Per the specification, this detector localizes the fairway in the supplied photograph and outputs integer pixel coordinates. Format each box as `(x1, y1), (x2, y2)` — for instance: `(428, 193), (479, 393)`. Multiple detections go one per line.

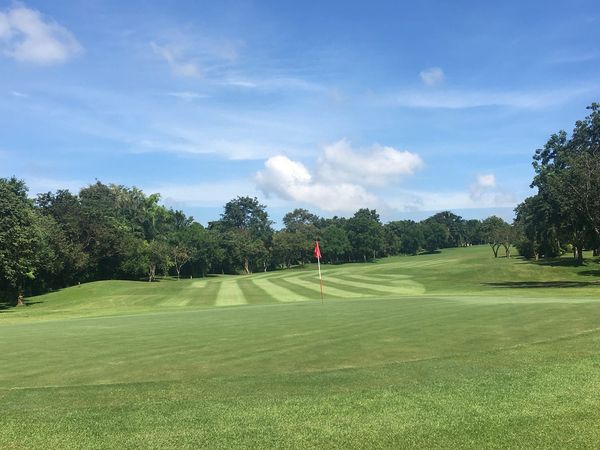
(2, 246), (600, 448)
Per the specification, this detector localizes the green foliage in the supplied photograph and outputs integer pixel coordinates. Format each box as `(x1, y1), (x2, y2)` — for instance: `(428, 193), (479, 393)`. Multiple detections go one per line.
(320, 224), (351, 263)
(0, 178), (44, 300)
(519, 103), (600, 263)
(346, 209), (384, 261)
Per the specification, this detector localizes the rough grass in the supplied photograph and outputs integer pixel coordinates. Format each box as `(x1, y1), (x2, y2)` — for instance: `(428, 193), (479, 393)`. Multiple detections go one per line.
(1, 246), (600, 448)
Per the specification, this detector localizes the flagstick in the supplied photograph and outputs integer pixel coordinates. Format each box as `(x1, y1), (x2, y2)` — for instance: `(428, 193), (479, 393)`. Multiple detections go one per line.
(317, 256), (324, 304)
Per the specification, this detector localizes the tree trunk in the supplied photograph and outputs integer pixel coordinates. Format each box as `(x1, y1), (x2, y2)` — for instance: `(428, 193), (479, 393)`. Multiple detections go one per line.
(574, 246), (584, 265)
(243, 257), (250, 275)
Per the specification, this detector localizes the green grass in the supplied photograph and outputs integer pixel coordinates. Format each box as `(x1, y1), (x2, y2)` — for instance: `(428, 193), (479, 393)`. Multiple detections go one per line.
(1, 246), (600, 448)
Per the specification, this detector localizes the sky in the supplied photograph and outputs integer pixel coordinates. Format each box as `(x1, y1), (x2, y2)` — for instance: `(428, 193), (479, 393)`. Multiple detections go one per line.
(1, 0), (599, 226)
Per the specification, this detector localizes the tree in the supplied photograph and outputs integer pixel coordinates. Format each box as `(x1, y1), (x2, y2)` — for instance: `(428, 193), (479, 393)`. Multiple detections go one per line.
(212, 197), (273, 273)
(147, 240), (172, 282)
(320, 225), (351, 263)
(272, 231), (311, 268)
(421, 221), (448, 253)
(481, 216), (510, 258)
(219, 196), (273, 242)
(463, 219), (484, 246)
(0, 178), (44, 304)
(346, 209), (384, 261)
(169, 225), (198, 280)
(425, 211), (464, 247)
(530, 104), (600, 263)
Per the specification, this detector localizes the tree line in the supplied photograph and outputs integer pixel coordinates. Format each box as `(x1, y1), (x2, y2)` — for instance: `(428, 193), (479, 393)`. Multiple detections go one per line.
(0, 180), (511, 304)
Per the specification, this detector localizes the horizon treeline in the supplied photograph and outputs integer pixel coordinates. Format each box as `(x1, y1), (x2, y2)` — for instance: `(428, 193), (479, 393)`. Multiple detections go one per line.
(1, 104), (599, 304)
(0, 178), (511, 302)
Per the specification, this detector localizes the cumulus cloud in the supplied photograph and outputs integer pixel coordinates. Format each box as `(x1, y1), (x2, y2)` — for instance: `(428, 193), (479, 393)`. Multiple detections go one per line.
(256, 155), (379, 212)
(151, 42), (201, 77)
(0, 5), (82, 64)
(469, 173), (515, 205)
(317, 139), (423, 186)
(255, 140), (423, 212)
(419, 67), (444, 86)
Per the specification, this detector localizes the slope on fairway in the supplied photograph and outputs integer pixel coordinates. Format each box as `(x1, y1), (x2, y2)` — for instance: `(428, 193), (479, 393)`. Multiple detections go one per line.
(1, 246), (600, 448)
(2, 245), (599, 322)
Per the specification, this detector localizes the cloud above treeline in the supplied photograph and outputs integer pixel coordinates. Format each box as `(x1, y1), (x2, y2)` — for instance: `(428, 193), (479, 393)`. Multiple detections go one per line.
(419, 67), (445, 86)
(150, 42), (201, 78)
(256, 139), (423, 212)
(0, 4), (82, 64)
(469, 173), (515, 205)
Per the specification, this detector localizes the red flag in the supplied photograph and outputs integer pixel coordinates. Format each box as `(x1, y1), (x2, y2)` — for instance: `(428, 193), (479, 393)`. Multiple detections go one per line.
(313, 241), (322, 259)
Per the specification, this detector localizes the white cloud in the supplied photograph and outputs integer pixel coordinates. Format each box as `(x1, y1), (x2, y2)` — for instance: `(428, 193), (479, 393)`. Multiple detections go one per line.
(391, 85), (597, 109)
(256, 155), (380, 212)
(419, 67), (444, 86)
(0, 5), (82, 64)
(475, 173), (496, 189)
(151, 42), (201, 77)
(166, 91), (208, 101)
(317, 139), (423, 186)
(468, 172), (515, 206)
(256, 140), (422, 212)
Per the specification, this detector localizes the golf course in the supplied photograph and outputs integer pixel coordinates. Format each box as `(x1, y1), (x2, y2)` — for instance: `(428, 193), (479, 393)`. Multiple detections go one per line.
(2, 245), (599, 448)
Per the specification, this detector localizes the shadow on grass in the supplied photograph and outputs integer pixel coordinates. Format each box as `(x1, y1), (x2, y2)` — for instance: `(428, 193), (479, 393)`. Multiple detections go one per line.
(579, 270), (600, 277)
(528, 258), (583, 267)
(484, 281), (600, 289)
(0, 299), (46, 314)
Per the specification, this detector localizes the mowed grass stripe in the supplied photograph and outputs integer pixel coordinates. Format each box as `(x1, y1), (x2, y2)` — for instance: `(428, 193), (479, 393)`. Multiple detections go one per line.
(237, 278), (278, 305)
(266, 277), (329, 300)
(348, 273), (413, 281)
(284, 275), (362, 298)
(215, 280), (247, 306)
(256, 278), (312, 303)
(187, 280), (222, 307)
(302, 276), (390, 297)
(329, 274), (427, 295)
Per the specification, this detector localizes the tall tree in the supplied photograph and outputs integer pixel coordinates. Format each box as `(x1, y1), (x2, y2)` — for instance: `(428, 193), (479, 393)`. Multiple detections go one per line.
(530, 104), (600, 262)
(0, 178), (44, 304)
(346, 209), (384, 261)
(212, 197), (273, 273)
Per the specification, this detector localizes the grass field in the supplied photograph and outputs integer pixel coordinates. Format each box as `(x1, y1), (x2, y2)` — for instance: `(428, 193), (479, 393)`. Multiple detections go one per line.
(1, 245), (600, 448)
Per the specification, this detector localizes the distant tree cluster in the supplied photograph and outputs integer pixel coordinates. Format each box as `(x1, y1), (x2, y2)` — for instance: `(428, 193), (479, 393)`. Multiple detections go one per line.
(515, 104), (600, 263)
(0, 178), (510, 304)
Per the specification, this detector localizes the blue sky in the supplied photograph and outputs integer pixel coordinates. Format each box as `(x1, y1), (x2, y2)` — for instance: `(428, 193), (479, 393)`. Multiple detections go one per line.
(1, 0), (599, 225)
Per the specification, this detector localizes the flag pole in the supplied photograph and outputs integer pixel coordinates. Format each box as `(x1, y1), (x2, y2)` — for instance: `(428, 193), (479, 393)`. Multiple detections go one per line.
(317, 255), (324, 304)
(314, 241), (324, 304)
